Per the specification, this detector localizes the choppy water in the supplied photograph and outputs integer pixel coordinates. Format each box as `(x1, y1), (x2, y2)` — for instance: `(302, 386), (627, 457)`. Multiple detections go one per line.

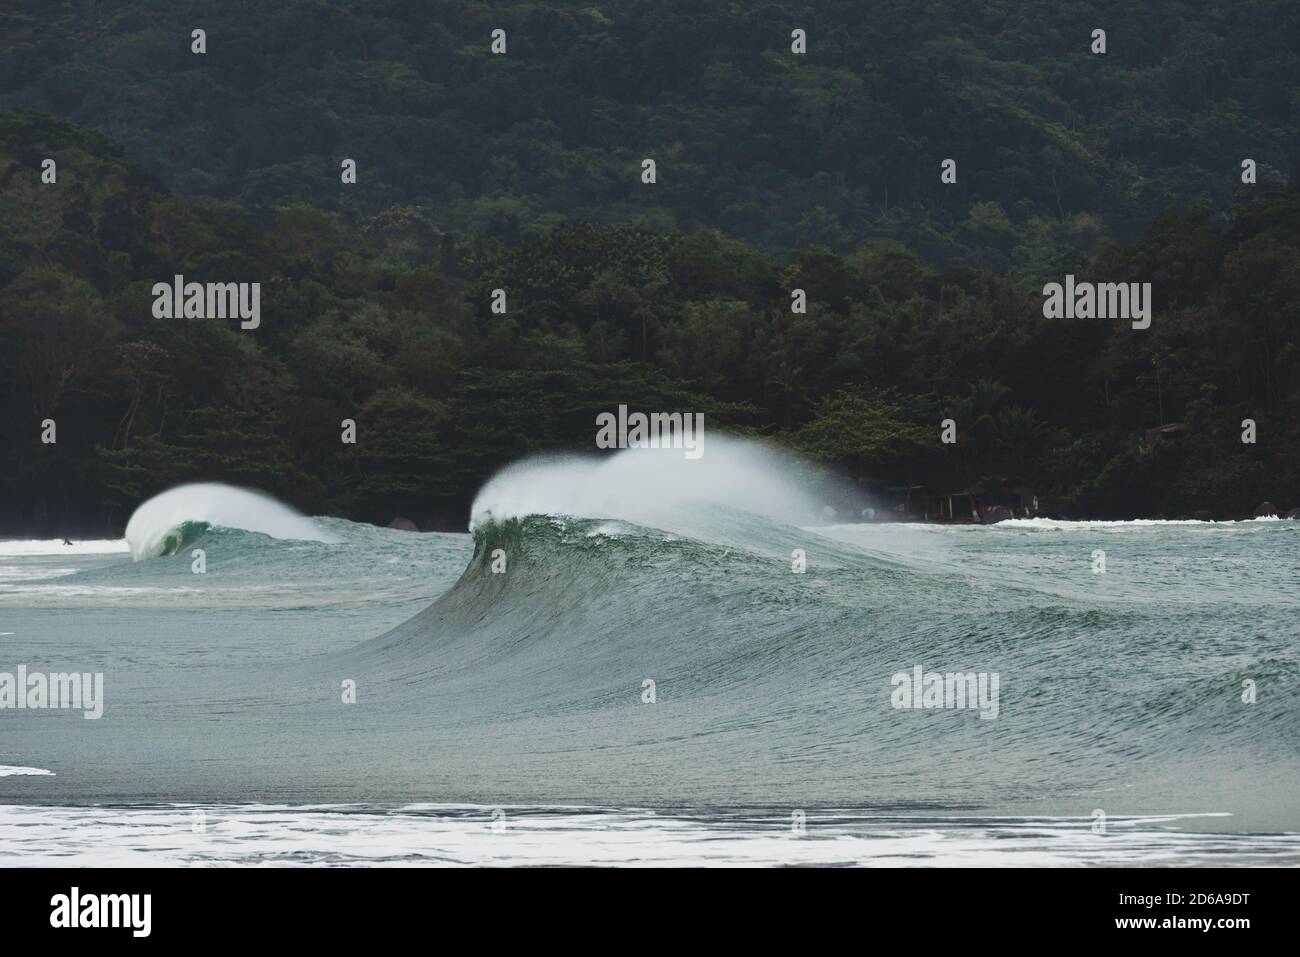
(1, 448), (1298, 865)
(4, 805), (1298, 867)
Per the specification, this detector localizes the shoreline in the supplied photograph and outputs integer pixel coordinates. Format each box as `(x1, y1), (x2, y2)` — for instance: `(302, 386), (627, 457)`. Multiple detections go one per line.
(2, 511), (1297, 544)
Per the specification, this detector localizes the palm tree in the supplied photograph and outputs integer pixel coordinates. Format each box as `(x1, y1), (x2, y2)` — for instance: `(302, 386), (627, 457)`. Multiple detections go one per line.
(948, 378), (1009, 482)
(992, 406), (1047, 475)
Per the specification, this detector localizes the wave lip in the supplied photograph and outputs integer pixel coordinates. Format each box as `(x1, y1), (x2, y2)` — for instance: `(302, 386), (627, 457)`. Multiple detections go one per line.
(124, 483), (336, 561)
(469, 436), (834, 536)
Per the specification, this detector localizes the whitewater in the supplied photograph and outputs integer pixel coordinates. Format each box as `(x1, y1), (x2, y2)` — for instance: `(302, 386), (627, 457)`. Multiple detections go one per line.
(1, 441), (1297, 865)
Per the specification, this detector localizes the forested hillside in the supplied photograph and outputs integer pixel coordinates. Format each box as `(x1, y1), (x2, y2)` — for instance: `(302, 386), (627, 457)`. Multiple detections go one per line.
(1, 2), (1298, 534)
(2, 0), (1296, 267)
(3, 110), (1297, 534)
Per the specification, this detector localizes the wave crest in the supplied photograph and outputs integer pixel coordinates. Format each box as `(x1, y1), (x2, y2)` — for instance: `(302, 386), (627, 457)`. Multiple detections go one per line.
(469, 436), (845, 538)
(124, 483), (336, 561)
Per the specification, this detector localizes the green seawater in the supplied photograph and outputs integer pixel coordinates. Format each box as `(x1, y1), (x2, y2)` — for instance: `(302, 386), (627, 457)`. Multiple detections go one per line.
(1, 509), (1297, 864)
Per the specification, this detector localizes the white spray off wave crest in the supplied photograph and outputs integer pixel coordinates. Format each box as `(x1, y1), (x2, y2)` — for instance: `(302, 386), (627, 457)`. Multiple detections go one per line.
(125, 483), (336, 561)
(470, 435), (831, 533)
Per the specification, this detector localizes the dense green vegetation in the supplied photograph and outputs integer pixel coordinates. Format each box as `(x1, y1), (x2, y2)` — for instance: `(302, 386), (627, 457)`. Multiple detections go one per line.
(2, 108), (1297, 534)
(3, 0), (1297, 267)
(1, 1), (1297, 533)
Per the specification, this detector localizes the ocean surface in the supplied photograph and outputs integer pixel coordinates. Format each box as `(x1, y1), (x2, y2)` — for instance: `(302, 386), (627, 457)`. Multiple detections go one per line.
(2, 443), (1298, 866)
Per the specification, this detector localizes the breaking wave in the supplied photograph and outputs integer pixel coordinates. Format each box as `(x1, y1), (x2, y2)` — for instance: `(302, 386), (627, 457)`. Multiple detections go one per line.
(124, 483), (336, 560)
(7, 442), (1298, 828)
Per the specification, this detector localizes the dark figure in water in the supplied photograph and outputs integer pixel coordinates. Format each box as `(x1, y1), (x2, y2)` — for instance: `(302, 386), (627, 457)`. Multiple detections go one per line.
(62, 539), (73, 546)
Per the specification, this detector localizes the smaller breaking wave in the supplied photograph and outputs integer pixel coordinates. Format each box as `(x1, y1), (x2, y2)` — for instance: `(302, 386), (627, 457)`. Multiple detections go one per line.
(124, 483), (336, 561)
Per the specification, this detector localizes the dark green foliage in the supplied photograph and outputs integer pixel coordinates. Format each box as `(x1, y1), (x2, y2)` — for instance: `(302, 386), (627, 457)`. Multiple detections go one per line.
(2, 1), (1295, 265)
(2, 8), (1298, 538)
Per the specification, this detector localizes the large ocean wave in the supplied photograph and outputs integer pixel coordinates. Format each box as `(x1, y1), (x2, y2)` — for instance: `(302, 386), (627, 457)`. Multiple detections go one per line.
(3, 445), (1297, 831)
